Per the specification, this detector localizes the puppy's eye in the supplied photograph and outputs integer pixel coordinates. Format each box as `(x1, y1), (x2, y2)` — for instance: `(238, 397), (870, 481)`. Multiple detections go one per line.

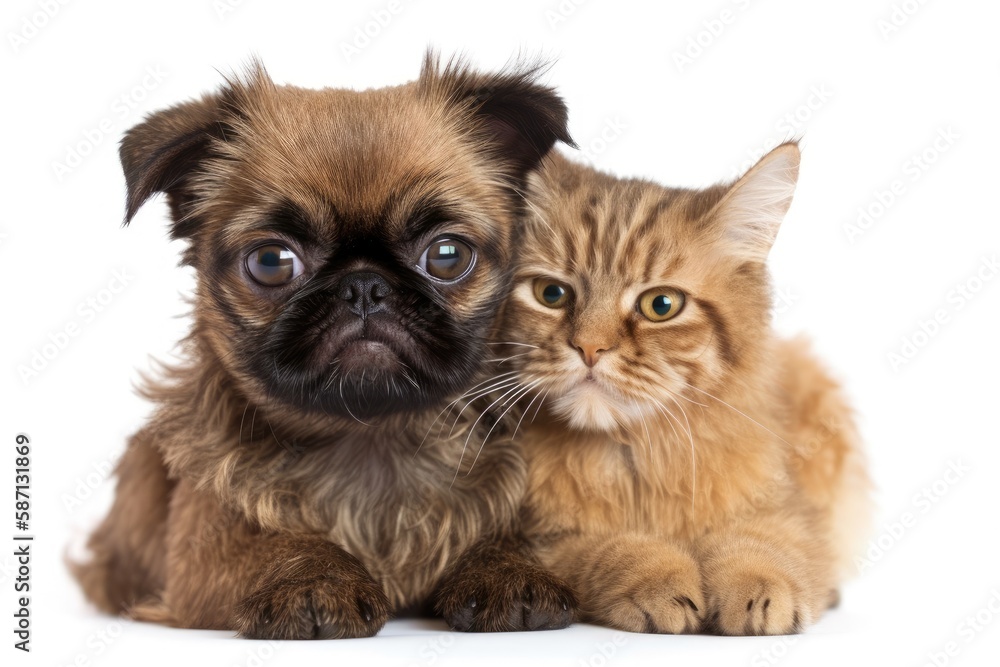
(418, 238), (475, 282)
(638, 287), (685, 322)
(246, 244), (303, 286)
(533, 279), (572, 308)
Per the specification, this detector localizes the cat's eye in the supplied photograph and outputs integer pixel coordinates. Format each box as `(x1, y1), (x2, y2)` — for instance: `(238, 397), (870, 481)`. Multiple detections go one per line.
(638, 287), (685, 322)
(418, 238), (475, 282)
(533, 280), (572, 308)
(246, 244), (304, 287)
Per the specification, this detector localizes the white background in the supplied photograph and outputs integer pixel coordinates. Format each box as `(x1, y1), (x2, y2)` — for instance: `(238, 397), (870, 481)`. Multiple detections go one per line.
(3, 0), (999, 666)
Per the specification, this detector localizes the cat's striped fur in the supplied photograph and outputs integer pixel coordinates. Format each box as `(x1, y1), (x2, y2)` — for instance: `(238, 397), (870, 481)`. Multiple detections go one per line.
(497, 145), (871, 635)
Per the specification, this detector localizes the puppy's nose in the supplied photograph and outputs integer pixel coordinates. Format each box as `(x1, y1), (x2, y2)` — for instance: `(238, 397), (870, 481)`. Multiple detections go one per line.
(337, 271), (392, 318)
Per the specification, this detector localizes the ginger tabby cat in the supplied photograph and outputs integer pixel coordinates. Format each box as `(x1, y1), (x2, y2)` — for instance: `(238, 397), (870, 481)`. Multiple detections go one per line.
(494, 143), (870, 635)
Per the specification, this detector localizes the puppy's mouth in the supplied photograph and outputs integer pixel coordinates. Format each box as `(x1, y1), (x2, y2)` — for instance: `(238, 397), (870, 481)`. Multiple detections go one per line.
(335, 339), (400, 374)
(316, 318), (412, 371)
(256, 299), (484, 421)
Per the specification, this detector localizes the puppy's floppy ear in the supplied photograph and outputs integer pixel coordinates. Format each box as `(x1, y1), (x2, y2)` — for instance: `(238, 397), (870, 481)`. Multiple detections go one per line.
(119, 93), (225, 229)
(420, 51), (575, 181)
(120, 62), (275, 233)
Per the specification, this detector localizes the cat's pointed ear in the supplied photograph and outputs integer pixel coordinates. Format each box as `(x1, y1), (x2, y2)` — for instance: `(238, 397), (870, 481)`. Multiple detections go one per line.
(705, 141), (800, 262)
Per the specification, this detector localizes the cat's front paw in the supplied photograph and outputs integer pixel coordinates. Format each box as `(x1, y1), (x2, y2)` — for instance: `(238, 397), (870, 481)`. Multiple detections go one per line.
(235, 561), (389, 639)
(435, 545), (576, 632)
(702, 567), (807, 636)
(591, 550), (703, 634)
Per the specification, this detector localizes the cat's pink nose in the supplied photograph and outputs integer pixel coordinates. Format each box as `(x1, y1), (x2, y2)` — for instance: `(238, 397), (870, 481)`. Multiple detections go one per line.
(573, 341), (611, 368)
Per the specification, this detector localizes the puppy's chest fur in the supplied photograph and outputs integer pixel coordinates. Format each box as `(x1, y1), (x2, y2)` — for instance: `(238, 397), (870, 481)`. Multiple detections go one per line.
(154, 374), (526, 608)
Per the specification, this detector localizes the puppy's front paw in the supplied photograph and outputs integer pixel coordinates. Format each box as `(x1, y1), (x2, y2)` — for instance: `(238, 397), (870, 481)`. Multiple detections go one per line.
(436, 546), (576, 632)
(235, 561), (389, 640)
(703, 567), (806, 636)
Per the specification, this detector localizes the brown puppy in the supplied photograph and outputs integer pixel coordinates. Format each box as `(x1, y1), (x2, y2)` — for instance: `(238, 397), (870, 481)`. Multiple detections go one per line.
(73, 54), (577, 639)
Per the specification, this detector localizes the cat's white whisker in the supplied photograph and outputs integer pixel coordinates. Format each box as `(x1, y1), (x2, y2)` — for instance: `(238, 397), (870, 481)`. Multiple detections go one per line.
(530, 389), (550, 424)
(512, 382), (545, 441)
(512, 187), (559, 241)
(632, 399), (654, 460)
(485, 341), (540, 349)
(485, 351), (534, 366)
(451, 381), (526, 487)
(466, 379), (542, 476)
(446, 377), (521, 438)
(415, 372), (520, 456)
(663, 391), (698, 514)
(681, 381), (795, 448)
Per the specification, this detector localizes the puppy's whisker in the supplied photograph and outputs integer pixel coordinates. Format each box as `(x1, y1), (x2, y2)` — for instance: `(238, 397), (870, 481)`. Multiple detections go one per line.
(238, 401), (251, 448)
(339, 374), (372, 427)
